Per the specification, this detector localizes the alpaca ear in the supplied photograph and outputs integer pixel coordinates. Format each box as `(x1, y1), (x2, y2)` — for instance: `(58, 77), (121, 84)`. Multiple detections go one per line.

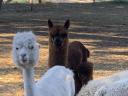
(36, 43), (41, 49)
(86, 49), (90, 58)
(64, 19), (70, 29)
(48, 19), (53, 28)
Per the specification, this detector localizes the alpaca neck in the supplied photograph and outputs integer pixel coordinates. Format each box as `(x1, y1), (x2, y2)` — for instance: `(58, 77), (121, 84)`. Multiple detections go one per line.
(23, 68), (35, 96)
(48, 45), (68, 67)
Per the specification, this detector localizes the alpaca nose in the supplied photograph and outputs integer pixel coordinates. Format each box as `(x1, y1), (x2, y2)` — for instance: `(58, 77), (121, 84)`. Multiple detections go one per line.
(21, 54), (26, 59)
(54, 37), (62, 47)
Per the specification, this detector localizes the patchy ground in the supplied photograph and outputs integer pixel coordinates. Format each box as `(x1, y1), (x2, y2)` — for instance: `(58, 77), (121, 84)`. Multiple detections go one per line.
(0, 2), (128, 96)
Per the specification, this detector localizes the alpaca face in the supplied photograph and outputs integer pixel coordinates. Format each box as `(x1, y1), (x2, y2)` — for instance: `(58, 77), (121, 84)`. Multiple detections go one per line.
(48, 19), (70, 48)
(12, 32), (39, 69)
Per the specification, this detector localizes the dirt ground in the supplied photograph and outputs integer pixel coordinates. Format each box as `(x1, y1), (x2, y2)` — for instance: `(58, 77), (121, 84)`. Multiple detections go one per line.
(0, 2), (128, 96)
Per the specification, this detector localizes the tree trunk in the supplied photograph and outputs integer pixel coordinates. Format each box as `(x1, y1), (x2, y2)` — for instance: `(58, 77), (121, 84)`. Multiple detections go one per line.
(93, 0), (95, 3)
(38, 0), (42, 4)
(28, 0), (33, 11)
(30, 3), (33, 11)
(0, 0), (3, 10)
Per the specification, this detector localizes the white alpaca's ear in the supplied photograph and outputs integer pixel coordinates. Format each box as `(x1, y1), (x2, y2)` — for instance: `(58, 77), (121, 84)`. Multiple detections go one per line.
(36, 43), (41, 49)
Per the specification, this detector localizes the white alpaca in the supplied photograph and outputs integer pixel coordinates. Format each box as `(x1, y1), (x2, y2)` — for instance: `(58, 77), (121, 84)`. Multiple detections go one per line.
(94, 78), (128, 96)
(77, 70), (128, 96)
(12, 31), (75, 96)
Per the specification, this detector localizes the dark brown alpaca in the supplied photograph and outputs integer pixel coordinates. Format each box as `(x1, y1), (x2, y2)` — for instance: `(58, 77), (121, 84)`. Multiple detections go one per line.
(48, 19), (70, 68)
(67, 41), (93, 95)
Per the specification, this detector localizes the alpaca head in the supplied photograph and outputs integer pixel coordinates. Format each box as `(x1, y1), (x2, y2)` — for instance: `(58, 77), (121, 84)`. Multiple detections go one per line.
(12, 31), (39, 69)
(48, 19), (70, 48)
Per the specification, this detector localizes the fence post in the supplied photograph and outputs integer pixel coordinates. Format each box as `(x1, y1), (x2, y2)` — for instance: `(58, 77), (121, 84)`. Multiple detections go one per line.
(93, 0), (95, 3)
(38, 0), (42, 4)
(0, 0), (3, 10)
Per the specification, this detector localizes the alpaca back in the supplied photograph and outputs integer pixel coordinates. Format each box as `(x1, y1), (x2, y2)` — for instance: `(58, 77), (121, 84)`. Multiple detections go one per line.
(77, 70), (128, 96)
(68, 41), (90, 69)
(67, 41), (93, 94)
(77, 80), (105, 96)
(94, 79), (128, 96)
(36, 66), (75, 96)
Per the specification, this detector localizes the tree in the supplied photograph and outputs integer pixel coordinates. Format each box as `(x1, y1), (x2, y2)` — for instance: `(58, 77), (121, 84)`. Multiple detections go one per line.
(38, 0), (42, 4)
(27, 0), (33, 11)
(93, 0), (95, 3)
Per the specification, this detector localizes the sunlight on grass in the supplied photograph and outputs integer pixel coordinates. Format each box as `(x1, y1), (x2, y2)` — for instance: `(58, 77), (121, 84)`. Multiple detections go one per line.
(108, 47), (128, 52)
(0, 72), (21, 83)
(15, 89), (24, 96)
(94, 70), (117, 79)
(0, 33), (15, 37)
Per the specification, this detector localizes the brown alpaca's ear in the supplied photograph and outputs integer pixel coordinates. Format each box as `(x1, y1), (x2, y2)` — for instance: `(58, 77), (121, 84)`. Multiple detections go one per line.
(86, 49), (90, 58)
(64, 19), (70, 29)
(48, 19), (53, 28)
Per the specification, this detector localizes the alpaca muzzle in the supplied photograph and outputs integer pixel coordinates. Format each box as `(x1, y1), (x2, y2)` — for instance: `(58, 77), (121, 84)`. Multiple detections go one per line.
(20, 54), (28, 64)
(54, 37), (63, 47)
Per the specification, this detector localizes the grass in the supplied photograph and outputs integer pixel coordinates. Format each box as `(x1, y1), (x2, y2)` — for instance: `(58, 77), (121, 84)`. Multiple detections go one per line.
(9, 0), (28, 3)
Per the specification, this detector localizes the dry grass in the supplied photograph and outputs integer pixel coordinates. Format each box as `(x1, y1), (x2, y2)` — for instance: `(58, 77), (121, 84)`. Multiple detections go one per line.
(0, 2), (128, 96)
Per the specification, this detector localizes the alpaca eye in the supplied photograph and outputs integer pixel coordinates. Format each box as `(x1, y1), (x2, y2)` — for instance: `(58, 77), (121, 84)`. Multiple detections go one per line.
(52, 35), (54, 39)
(16, 47), (19, 50)
(51, 35), (54, 40)
(29, 46), (34, 49)
(61, 34), (67, 38)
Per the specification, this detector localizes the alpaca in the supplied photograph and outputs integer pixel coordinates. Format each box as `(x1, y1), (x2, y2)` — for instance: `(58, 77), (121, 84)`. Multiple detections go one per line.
(12, 31), (75, 96)
(48, 19), (70, 67)
(94, 78), (128, 96)
(67, 41), (93, 94)
(77, 70), (128, 96)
